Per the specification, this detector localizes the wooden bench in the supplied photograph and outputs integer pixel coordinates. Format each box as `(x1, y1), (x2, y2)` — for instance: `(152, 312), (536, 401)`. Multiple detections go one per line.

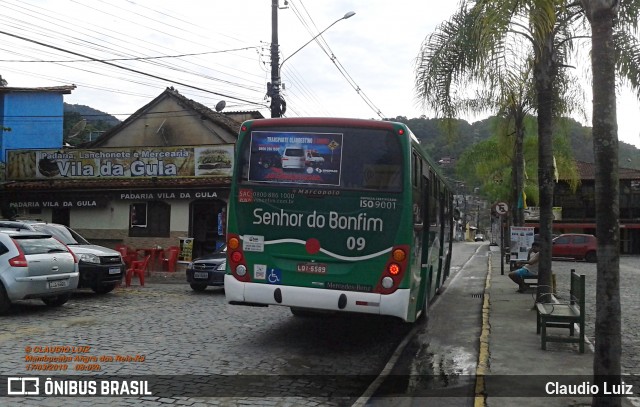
(536, 269), (585, 353)
(524, 272), (556, 293)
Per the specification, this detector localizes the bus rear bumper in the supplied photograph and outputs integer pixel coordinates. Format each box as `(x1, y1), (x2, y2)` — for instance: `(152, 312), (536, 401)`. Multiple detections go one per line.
(224, 275), (411, 321)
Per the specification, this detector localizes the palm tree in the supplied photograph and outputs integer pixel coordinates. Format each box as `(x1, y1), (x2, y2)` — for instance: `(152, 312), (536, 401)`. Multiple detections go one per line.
(580, 0), (637, 404)
(418, 0), (640, 401)
(415, 0), (585, 302)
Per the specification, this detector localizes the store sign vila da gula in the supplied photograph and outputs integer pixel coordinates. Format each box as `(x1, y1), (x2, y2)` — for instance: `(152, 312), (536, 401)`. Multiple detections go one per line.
(6, 145), (234, 180)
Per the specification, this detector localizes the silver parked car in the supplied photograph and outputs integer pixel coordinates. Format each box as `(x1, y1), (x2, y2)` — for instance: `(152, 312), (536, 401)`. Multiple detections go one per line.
(0, 220), (124, 294)
(0, 229), (79, 313)
(28, 223), (124, 294)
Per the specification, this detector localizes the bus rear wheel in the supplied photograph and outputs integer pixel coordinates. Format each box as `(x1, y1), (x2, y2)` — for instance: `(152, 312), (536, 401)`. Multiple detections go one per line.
(290, 307), (334, 317)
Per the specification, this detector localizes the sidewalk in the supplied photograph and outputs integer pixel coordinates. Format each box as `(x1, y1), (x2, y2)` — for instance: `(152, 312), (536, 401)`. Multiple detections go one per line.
(483, 247), (631, 406)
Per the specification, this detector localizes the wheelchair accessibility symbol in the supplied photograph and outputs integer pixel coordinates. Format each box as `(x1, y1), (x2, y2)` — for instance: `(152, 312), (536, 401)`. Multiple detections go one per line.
(267, 268), (281, 284)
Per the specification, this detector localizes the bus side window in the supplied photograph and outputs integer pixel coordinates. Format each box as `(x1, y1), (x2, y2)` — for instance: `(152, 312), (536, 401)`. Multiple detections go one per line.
(241, 148), (250, 181)
(430, 172), (440, 226)
(412, 152), (420, 188)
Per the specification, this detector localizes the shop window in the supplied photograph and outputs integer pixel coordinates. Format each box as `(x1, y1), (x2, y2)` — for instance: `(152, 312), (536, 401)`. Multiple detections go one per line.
(130, 203), (148, 227)
(129, 201), (170, 237)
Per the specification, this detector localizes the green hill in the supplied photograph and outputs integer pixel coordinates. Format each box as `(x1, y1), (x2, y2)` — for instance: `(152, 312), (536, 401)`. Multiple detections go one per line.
(63, 103), (121, 126)
(392, 115), (640, 171)
(63, 103), (121, 146)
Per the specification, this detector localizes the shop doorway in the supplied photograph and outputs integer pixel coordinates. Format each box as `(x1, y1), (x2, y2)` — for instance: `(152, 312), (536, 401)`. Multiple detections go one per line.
(190, 200), (226, 259)
(52, 208), (70, 226)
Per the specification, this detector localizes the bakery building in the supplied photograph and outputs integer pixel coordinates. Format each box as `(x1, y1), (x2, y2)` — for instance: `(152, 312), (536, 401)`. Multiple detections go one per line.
(2, 87), (262, 259)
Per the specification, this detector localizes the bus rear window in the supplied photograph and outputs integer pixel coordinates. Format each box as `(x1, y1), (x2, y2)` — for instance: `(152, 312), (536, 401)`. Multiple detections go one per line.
(239, 127), (402, 191)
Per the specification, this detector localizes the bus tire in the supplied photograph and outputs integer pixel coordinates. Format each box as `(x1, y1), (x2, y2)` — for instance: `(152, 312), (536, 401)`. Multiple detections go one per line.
(290, 307), (334, 317)
(290, 307), (314, 317)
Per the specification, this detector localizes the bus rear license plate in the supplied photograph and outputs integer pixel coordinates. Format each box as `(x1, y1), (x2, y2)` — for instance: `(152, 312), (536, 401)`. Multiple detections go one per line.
(48, 280), (68, 289)
(296, 263), (327, 274)
(194, 272), (209, 279)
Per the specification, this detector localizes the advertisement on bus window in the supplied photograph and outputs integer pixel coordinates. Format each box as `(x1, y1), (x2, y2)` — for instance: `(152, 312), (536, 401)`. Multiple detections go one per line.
(248, 131), (343, 186)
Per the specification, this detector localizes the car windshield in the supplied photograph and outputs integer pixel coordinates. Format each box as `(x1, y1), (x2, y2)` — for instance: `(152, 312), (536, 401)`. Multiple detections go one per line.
(30, 224), (90, 245)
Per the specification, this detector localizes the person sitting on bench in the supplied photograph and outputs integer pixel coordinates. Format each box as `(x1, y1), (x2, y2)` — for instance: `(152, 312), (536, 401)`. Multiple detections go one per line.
(508, 242), (540, 293)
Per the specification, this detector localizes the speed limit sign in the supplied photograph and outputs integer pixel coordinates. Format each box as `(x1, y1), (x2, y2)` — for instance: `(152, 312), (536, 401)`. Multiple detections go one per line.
(494, 202), (509, 216)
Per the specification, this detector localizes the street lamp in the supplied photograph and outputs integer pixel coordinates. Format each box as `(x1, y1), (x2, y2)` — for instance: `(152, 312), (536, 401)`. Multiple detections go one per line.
(270, 11), (355, 117)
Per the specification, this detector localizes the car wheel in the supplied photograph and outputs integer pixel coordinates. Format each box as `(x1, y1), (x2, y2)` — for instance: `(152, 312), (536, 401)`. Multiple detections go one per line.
(42, 294), (71, 307)
(190, 283), (207, 292)
(0, 284), (11, 314)
(585, 251), (597, 263)
(92, 283), (117, 295)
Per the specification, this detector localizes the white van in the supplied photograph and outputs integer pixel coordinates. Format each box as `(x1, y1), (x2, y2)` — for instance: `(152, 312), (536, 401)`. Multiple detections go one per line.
(281, 146), (306, 169)
(305, 150), (325, 167)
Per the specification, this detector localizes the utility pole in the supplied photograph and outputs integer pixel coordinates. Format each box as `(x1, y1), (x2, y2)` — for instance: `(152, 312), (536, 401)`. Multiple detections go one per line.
(269, 3), (352, 118)
(269, 0), (283, 118)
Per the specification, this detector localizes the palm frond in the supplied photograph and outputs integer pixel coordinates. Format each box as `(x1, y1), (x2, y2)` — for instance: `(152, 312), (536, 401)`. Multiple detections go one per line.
(614, 30), (640, 97)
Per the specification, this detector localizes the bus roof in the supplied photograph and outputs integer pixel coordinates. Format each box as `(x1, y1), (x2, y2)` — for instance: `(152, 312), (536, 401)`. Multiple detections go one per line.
(243, 117), (396, 130)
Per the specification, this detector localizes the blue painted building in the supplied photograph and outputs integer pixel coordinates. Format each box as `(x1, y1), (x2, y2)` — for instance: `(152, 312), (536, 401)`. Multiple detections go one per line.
(0, 85), (75, 162)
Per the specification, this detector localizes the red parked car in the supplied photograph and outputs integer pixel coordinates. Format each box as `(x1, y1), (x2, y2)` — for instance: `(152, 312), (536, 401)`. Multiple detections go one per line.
(551, 234), (598, 262)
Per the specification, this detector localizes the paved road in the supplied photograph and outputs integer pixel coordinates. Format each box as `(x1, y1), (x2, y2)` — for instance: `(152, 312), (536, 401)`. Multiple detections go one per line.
(0, 265), (422, 405)
(9, 243), (632, 407)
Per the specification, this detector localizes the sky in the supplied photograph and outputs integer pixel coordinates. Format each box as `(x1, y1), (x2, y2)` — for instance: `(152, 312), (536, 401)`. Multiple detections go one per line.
(1, 0), (639, 148)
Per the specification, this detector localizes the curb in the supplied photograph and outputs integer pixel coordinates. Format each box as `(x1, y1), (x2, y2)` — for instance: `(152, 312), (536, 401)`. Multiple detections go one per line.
(474, 252), (491, 407)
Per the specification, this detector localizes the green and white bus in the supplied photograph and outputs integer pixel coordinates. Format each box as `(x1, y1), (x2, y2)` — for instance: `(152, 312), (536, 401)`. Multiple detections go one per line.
(224, 118), (453, 322)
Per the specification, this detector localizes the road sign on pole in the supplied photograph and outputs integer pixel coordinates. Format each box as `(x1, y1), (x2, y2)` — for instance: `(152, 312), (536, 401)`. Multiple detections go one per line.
(494, 201), (509, 216)
(493, 201), (509, 275)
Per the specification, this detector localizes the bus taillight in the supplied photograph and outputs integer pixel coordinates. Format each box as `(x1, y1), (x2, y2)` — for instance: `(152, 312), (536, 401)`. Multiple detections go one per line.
(228, 237), (240, 250)
(231, 251), (243, 263)
(227, 233), (249, 282)
(388, 263), (400, 275)
(392, 248), (406, 262)
(375, 244), (409, 294)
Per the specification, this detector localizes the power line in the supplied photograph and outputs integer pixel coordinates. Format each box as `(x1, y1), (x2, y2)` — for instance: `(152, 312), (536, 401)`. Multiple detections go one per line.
(0, 46), (260, 63)
(0, 29), (266, 108)
(0, 0), (266, 97)
(287, 0), (385, 118)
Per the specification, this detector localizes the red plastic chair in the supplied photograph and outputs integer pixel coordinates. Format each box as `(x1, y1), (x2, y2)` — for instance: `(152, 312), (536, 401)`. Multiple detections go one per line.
(162, 246), (180, 273)
(116, 245), (139, 268)
(125, 255), (151, 287)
